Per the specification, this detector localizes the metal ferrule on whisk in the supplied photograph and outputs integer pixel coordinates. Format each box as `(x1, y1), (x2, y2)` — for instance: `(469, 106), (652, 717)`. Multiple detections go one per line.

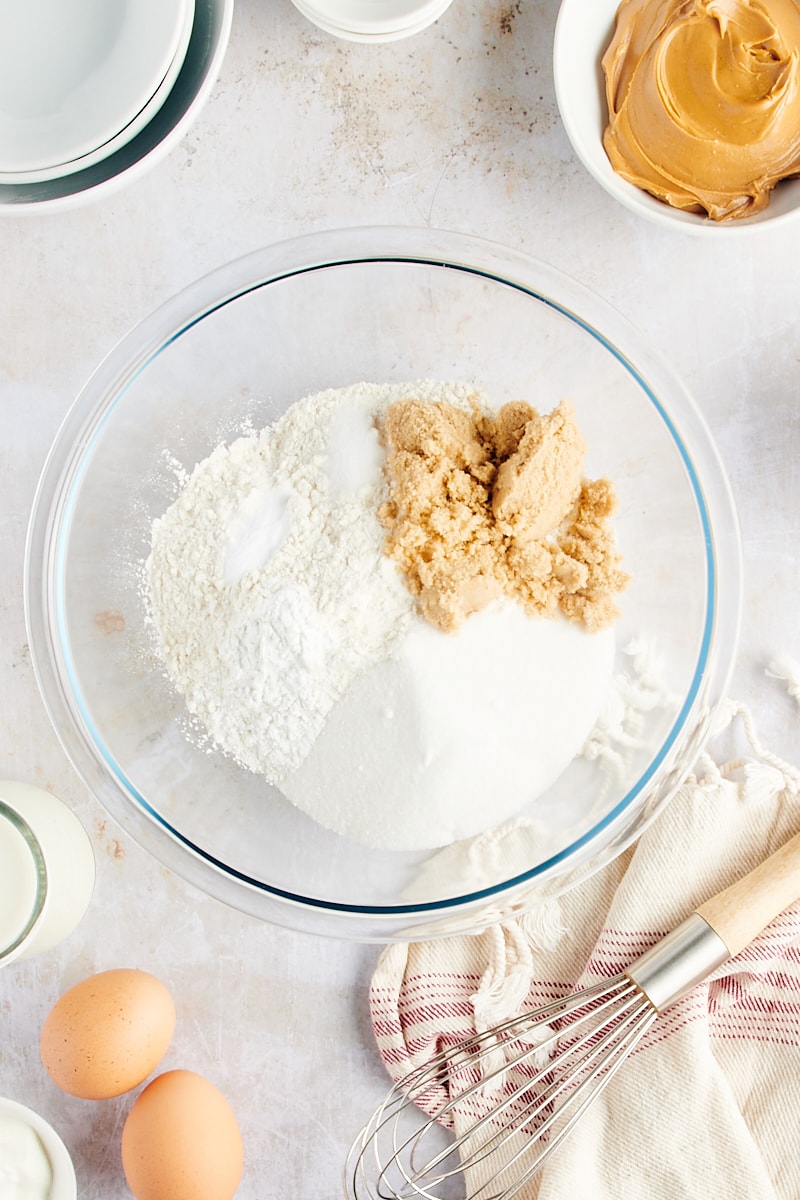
(625, 912), (731, 1013)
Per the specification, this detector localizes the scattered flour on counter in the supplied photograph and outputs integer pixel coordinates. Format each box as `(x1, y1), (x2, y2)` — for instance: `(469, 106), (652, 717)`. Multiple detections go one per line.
(146, 382), (459, 779)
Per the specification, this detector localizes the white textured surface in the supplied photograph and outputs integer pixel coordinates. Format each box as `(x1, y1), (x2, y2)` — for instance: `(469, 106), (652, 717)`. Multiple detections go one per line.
(0, 0), (798, 1196)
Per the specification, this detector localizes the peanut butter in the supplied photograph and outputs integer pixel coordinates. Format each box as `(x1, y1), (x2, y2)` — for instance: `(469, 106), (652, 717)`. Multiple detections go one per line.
(602, 0), (800, 221)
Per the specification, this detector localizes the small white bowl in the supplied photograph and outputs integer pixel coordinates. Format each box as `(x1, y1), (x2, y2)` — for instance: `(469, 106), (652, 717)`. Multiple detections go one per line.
(0, 1098), (77, 1200)
(0, 0), (232, 214)
(290, 0), (454, 42)
(553, 0), (800, 234)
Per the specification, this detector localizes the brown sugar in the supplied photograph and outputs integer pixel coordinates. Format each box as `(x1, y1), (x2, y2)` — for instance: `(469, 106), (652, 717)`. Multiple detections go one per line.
(378, 394), (628, 634)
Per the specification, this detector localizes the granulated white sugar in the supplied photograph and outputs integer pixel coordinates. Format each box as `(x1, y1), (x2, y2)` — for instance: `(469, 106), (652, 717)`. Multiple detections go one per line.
(281, 602), (615, 850)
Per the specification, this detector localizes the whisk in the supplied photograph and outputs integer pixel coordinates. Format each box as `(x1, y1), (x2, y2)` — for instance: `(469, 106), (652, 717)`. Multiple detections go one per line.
(346, 828), (800, 1200)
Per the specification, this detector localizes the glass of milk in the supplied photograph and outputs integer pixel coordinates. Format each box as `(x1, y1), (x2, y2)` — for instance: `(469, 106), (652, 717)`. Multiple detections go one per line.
(0, 782), (95, 966)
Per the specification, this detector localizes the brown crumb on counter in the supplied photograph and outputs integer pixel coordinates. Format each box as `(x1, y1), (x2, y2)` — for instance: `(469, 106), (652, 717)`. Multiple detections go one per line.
(378, 395), (628, 633)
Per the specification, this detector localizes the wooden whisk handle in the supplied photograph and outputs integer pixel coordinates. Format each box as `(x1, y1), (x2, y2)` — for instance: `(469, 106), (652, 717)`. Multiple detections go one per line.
(695, 827), (800, 957)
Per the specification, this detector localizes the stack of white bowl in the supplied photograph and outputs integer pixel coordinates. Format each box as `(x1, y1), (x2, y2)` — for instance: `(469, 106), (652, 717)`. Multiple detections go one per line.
(0, 0), (196, 186)
(290, 0), (454, 42)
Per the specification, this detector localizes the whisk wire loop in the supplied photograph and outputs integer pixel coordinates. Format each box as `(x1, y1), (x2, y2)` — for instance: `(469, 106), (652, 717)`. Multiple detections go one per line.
(431, 985), (657, 1200)
(412, 982), (646, 1180)
(346, 979), (659, 1200)
(494, 1003), (658, 1200)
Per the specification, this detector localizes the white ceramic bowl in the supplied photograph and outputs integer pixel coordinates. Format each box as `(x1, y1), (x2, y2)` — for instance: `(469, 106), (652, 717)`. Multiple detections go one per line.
(553, 0), (800, 234)
(0, 0), (232, 214)
(290, 0), (454, 41)
(0, 0), (191, 176)
(0, 1098), (77, 1200)
(0, 0), (195, 186)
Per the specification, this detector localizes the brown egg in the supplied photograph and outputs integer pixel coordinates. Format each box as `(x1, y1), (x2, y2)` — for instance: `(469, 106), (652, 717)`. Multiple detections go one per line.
(121, 1069), (244, 1200)
(40, 968), (176, 1099)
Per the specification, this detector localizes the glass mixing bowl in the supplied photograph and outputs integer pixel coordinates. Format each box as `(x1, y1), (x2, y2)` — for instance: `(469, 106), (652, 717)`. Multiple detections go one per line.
(25, 228), (742, 940)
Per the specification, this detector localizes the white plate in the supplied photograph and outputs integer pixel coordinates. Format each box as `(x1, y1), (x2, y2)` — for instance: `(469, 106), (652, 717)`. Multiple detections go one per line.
(0, 0), (191, 174)
(0, 0), (195, 185)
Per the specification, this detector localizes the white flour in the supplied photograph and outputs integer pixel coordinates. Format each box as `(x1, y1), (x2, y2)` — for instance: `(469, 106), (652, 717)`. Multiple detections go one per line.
(147, 381), (437, 779)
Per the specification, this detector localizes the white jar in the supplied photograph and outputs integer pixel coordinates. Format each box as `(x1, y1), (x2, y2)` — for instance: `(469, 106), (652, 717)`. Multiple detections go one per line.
(0, 781), (95, 966)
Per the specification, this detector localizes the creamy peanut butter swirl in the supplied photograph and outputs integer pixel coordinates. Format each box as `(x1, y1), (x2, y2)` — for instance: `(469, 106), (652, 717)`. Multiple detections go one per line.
(602, 0), (800, 221)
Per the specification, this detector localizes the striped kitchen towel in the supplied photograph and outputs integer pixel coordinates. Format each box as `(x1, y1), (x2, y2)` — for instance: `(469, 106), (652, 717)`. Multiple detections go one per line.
(369, 688), (800, 1199)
